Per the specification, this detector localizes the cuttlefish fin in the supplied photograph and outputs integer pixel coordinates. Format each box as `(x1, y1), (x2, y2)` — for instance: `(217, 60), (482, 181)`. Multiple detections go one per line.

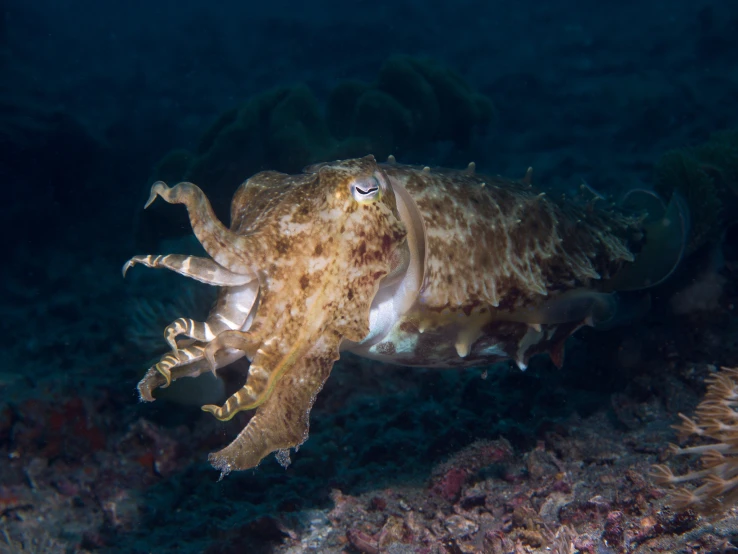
(208, 331), (342, 474)
(514, 289), (620, 326)
(606, 190), (690, 291)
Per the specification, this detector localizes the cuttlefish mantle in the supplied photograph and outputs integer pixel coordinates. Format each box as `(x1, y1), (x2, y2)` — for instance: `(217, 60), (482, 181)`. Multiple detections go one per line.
(123, 155), (686, 474)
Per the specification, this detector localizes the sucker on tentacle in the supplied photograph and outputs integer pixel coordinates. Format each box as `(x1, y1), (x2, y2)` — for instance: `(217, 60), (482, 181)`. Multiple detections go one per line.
(124, 155), (688, 474)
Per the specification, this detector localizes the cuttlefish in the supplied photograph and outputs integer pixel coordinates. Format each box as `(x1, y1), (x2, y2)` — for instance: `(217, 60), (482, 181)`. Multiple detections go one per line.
(123, 155), (687, 475)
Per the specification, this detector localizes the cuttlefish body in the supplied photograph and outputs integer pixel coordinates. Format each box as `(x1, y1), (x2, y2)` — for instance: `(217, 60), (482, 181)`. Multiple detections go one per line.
(124, 155), (686, 474)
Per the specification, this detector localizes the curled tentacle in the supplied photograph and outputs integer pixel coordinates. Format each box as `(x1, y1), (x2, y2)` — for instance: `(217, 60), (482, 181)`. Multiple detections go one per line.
(199, 330), (271, 421)
(122, 254), (255, 286)
(163, 283), (260, 352)
(142, 339), (249, 391)
(203, 330), (255, 370)
(164, 318), (205, 352)
(202, 329), (310, 420)
(149, 343), (207, 387)
(137, 341), (248, 401)
(201, 360), (271, 421)
(201, 381), (262, 421)
(138, 355), (210, 401)
(144, 181), (257, 275)
(138, 367), (167, 402)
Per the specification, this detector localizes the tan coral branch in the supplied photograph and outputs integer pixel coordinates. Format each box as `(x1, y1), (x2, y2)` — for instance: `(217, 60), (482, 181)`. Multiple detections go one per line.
(650, 366), (738, 514)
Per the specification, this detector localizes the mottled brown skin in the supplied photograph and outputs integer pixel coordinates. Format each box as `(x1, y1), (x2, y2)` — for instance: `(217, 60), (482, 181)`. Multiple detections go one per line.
(127, 157), (407, 473)
(201, 160), (407, 472)
(390, 166), (640, 312)
(350, 164), (645, 371)
(124, 156), (652, 473)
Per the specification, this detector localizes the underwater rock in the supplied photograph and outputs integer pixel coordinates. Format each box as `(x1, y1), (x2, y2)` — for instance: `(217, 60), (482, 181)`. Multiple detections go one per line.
(139, 56), (496, 246)
(654, 129), (738, 254)
(151, 148), (195, 185)
(330, 56), (497, 157)
(0, 98), (105, 256)
(326, 80), (370, 140)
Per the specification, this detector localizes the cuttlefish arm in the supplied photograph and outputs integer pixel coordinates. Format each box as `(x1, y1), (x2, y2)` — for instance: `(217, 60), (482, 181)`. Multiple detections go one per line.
(122, 278), (259, 385)
(208, 329), (342, 474)
(122, 254), (255, 286)
(143, 181), (258, 275)
(128, 157), (408, 473)
(136, 343), (208, 401)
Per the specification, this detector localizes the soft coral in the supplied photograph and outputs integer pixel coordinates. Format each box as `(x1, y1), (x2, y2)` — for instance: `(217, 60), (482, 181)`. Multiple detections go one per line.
(651, 366), (738, 514)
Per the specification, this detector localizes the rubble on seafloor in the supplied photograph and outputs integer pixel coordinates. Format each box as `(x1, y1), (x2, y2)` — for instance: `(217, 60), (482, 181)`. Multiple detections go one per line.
(2, 362), (738, 553)
(281, 413), (738, 554)
(1, 240), (738, 553)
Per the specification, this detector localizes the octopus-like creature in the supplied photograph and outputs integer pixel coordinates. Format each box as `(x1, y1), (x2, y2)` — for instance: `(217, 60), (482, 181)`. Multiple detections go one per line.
(124, 156), (687, 475)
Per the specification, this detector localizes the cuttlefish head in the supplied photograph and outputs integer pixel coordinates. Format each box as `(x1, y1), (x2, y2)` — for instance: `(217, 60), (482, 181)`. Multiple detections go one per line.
(129, 155), (408, 473)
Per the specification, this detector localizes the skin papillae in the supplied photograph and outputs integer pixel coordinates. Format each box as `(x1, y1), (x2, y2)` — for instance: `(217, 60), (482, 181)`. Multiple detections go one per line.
(124, 155), (652, 474)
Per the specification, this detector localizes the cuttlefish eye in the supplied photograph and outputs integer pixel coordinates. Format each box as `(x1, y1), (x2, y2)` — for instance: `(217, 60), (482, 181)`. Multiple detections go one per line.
(350, 175), (382, 202)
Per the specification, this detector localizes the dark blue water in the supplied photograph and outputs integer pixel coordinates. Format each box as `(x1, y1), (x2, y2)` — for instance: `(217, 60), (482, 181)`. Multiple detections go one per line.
(1, 1), (737, 552)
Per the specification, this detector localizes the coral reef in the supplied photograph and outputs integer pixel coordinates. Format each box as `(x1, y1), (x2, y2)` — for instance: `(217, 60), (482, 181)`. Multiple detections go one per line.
(185, 85), (336, 192)
(3, 244), (738, 552)
(327, 56), (496, 159)
(167, 56), (495, 191)
(139, 57), (495, 246)
(651, 366), (738, 515)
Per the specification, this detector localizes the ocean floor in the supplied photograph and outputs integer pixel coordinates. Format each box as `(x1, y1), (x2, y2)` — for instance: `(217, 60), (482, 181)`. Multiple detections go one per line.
(1, 245), (738, 553)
